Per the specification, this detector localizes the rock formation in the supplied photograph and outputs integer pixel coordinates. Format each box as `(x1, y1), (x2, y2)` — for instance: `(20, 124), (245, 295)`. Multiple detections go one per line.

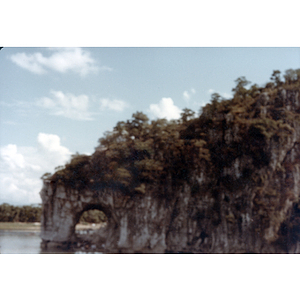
(40, 71), (300, 253)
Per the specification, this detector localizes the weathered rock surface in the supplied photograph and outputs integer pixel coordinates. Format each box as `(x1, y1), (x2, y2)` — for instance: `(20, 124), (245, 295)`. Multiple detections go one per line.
(40, 87), (300, 253)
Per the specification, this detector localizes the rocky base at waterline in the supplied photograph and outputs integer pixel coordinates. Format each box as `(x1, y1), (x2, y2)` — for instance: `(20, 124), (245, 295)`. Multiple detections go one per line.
(40, 71), (300, 253)
(40, 240), (104, 254)
(40, 223), (108, 253)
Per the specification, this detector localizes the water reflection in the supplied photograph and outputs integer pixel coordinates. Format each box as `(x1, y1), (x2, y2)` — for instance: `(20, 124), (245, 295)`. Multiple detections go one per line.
(0, 231), (102, 254)
(0, 231), (42, 254)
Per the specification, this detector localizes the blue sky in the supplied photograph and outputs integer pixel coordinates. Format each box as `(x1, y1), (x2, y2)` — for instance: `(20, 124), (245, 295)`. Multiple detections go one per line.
(1, 47), (300, 205)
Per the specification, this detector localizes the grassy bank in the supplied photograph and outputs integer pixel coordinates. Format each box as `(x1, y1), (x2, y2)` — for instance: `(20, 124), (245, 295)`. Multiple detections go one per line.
(0, 222), (41, 231)
(0, 222), (106, 231)
(75, 223), (107, 230)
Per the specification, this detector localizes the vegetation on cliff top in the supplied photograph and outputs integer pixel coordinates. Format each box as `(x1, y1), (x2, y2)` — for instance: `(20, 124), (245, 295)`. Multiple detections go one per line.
(44, 68), (300, 196)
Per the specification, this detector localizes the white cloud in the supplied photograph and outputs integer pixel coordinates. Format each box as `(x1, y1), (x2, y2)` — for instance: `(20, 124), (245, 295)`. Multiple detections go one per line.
(207, 89), (232, 99)
(149, 97), (182, 120)
(183, 88), (196, 102)
(221, 92), (232, 99)
(37, 91), (129, 120)
(37, 90), (94, 120)
(1, 144), (26, 169)
(183, 91), (190, 101)
(10, 48), (108, 77)
(0, 133), (72, 205)
(10, 52), (46, 74)
(37, 133), (71, 165)
(0, 99), (34, 109)
(99, 98), (128, 112)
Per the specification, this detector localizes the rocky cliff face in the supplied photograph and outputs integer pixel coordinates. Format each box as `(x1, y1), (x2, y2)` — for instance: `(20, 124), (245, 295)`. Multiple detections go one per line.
(40, 81), (300, 253)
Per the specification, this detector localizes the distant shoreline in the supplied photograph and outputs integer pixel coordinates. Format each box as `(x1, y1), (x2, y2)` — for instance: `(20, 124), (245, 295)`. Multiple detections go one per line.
(0, 222), (41, 231)
(0, 222), (105, 232)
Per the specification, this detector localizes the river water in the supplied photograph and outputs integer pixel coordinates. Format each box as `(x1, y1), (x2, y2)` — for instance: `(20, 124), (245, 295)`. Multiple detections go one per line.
(0, 231), (42, 254)
(0, 231), (102, 254)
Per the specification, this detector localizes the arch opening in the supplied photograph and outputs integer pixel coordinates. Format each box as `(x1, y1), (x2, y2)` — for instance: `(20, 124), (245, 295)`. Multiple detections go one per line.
(74, 204), (109, 247)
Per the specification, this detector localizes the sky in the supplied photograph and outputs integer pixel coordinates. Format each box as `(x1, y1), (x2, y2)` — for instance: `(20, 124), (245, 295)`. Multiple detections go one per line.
(0, 47), (300, 205)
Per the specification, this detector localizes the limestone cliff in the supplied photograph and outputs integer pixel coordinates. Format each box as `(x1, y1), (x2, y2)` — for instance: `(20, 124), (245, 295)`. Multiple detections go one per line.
(40, 71), (300, 253)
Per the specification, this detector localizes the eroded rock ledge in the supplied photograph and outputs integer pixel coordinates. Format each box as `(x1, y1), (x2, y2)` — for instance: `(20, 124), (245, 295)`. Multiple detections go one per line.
(40, 82), (300, 253)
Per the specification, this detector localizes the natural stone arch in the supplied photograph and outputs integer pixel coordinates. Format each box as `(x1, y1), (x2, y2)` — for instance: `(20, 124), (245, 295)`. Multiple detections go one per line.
(40, 182), (119, 251)
(76, 203), (107, 224)
(74, 204), (108, 236)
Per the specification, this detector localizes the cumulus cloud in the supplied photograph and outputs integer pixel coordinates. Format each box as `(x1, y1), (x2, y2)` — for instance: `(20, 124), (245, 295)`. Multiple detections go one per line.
(37, 90), (94, 120)
(37, 133), (71, 166)
(10, 48), (109, 77)
(149, 98), (182, 120)
(207, 89), (232, 99)
(183, 88), (196, 102)
(0, 133), (72, 205)
(10, 52), (46, 74)
(221, 92), (232, 99)
(99, 98), (128, 112)
(1, 144), (26, 169)
(37, 91), (129, 120)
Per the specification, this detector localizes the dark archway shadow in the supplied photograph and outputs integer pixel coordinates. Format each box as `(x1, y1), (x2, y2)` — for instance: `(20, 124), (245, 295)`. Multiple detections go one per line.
(72, 203), (110, 251)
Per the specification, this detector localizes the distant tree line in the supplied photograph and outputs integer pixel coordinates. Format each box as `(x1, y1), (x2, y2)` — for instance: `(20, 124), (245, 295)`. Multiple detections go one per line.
(0, 203), (42, 222)
(0, 203), (106, 224)
(80, 209), (107, 224)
